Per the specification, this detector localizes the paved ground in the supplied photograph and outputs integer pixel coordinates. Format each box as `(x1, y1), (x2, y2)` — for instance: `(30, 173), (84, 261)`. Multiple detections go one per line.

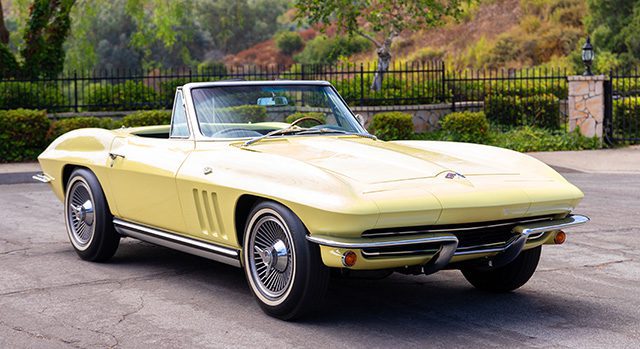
(1, 164), (639, 347)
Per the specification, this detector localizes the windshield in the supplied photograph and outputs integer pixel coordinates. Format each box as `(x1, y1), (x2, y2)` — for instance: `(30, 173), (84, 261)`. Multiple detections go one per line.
(191, 84), (365, 139)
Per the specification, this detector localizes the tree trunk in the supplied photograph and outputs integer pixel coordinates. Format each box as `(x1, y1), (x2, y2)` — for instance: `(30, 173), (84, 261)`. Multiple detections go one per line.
(0, 1), (10, 45)
(370, 32), (396, 91)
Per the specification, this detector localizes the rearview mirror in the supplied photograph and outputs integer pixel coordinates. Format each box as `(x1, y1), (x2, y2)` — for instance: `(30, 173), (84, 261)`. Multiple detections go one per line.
(257, 96), (289, 106)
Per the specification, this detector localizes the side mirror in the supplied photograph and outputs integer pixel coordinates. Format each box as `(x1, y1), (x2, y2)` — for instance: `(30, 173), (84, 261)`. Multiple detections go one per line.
(355, 114), (365, 126)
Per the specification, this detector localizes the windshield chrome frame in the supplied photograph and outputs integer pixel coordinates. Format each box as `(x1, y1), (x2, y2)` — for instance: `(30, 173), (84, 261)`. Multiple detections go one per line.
(181, 80), (369, 142)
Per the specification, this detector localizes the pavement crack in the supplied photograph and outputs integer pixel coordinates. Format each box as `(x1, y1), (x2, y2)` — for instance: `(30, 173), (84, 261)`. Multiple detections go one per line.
(0, 268), (200, 297)
(116, 295), (145, 325)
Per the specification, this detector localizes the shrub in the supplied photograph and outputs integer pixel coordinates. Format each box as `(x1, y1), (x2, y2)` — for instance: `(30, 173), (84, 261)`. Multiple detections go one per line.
(275, 31), (304, 55)
(122, 110), (171, 127)
(47, 117), (120, 142)
(0, 82), (66, 110)
(285, 112), (326, 125)
(85, 81), (159, 111)
(485, 93), (560, 129)
(217, 105), (267, 123)
(294, 35), (370, 65)
(612, 97), (640, 139)
(492, 126), (600, 152)
(370, 112), (414, 141)
(0, 109), (50, 162)
(440, 111), (490, 143)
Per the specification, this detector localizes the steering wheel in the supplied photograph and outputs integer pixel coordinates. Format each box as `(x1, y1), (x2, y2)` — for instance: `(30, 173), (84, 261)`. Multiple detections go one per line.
(209, 128), (263, 138)
(289, 117), (324, 127)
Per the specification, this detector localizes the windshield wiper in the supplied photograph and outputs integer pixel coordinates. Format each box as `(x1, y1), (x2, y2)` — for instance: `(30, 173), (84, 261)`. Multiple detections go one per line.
(296, 128), (378, 140)
(243, 125), (311, 146)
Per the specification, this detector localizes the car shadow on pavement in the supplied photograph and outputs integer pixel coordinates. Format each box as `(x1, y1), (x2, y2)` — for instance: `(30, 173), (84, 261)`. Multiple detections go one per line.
(108, 239), (625, 339)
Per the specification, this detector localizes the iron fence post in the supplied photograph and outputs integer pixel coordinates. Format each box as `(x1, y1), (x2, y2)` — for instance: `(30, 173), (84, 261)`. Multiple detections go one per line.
(360, 63), (364, 106)
(73, 71), (78, 112)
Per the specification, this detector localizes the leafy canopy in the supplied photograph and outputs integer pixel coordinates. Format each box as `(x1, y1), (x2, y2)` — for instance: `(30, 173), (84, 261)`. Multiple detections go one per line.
(295, 0), (466, 46)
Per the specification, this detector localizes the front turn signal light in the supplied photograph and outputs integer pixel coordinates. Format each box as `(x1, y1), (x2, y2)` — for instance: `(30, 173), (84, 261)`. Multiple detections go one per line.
(554, 230), (566, 245)
(342, 251), (357, 267)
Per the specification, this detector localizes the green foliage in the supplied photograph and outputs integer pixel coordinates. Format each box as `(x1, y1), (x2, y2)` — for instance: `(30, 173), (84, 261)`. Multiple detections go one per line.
(294, 35), (370, 64)
(122, 110), (171, 127)
(0, 109), (50, 162)
(485, 94), (560, 129)
(0, 44), (19, 78)
(285, 112), (326, 126)
(21, 0), (75, 78)
(586, 0), (640, 68)
(218, 105), (268, 123)
(331, 71), (442, 106)
(440, 111), (490, 143)
(197, 60), (228, 75)
(491, 126), (600, 152)
(612, 97), (640, 140)
(276, 31), (304, 55)
(370, 111), (414, 141)
(86, 81), (159, 111)
(0, 82), (66, 110)
(47, 117), (120, 142)
(413, 125), (600, 152)
(295, 0), (465, 41)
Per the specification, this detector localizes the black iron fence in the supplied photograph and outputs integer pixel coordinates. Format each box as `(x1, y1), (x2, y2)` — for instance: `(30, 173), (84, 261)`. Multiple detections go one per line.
(0, 63), (585, 133)
(0, 62), (446, 112)
(605, 68), (640, 143)
(446, 68), (569, 129)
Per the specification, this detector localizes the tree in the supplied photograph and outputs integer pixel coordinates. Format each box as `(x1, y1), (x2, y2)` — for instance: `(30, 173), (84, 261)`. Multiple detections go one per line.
(1, 0), (75, 78)
(0, 1), (9, 44)
(21, 0), (75, 77)
(295, 0), (465, 90)
(586, 0), (640, 68)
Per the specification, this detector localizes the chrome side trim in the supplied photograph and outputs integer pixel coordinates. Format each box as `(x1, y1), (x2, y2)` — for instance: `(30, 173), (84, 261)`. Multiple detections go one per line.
(305, 234), (459, 249)
(32, 173), (54, 183)
(113, 218), (241, 268)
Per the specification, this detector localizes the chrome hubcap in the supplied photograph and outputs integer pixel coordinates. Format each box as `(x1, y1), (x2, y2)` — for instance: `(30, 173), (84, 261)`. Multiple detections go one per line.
(248, 215), (294, 299)
(67, 181), (95, 247)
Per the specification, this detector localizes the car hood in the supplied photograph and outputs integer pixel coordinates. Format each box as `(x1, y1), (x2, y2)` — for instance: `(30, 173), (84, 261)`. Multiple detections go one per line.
(241, 136), (518, 184)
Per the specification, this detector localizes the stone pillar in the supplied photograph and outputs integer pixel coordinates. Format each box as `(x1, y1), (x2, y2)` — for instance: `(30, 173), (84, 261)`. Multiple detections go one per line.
(567, 75), (607, 138)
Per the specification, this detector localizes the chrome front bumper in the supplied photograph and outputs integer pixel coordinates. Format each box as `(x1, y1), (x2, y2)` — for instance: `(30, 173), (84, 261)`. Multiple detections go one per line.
(307, 214), (590, 272)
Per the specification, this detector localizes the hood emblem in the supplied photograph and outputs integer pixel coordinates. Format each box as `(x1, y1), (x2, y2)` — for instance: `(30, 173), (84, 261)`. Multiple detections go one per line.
(445, 172), (465, 179)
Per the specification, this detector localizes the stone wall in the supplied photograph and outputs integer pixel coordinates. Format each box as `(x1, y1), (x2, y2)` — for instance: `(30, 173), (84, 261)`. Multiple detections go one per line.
(567, 75), (606, 138)
(352, 102), (482, 132)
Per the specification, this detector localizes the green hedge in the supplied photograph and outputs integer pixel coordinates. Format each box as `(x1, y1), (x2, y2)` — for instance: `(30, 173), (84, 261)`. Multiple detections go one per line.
(86, 81), (159, 111)
(612, 97), (640, 140)
(0, 109), (51, 163)
(122, 110), (172, 127)
(485, 93), (560, 129)
(0, 82), (66, 110)
(370, 112), (414, 141)
(440, 111), (490, 143)
(47, 117), (121, 142)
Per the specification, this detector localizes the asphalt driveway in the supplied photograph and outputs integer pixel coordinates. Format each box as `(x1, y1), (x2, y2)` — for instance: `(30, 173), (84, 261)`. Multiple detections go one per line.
(1, 171), (639, 348)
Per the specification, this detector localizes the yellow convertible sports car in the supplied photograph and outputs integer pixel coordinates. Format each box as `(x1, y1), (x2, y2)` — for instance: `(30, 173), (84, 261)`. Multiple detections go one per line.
(35, 80), (589, 320)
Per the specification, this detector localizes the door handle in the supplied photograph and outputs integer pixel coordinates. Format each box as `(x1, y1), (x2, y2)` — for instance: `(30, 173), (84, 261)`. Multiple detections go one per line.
(109, 152), (125, 160)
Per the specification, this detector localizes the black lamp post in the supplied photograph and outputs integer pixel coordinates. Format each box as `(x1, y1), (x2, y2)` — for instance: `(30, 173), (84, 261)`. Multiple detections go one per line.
(582, 36), (594, 76)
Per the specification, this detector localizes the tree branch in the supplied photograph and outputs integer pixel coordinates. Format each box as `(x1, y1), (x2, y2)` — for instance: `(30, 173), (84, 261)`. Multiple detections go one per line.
(356, 30), (381, 48)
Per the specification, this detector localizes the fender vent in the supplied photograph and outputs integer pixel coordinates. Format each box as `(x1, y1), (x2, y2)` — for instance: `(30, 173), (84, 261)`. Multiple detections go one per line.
(193, 189), (227, 240)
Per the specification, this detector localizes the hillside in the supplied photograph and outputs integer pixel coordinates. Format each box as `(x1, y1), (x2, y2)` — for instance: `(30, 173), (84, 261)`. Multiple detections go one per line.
(228, 0), (586, 71)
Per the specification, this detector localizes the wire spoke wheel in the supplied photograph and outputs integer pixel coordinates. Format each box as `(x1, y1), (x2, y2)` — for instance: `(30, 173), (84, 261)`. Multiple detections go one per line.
(65, 178), (96, 250)
(247, 209), (296, 302)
